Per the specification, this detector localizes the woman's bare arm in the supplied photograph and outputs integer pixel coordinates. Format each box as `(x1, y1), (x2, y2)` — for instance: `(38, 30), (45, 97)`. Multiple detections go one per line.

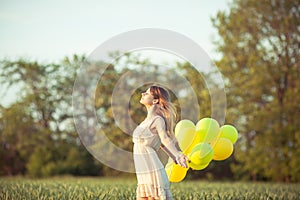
(152, 117), (188, 168)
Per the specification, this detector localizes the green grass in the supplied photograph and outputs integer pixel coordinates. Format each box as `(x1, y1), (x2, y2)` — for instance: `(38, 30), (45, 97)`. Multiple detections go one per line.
(1, 177), (299, 200)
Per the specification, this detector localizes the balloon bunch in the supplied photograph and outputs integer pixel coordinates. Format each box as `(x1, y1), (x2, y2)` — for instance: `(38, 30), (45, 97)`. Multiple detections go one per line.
(165, 118), (238, 182)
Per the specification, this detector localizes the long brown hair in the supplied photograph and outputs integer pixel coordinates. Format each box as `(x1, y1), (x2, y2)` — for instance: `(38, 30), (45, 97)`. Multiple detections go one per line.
(150, 85), (177, 139)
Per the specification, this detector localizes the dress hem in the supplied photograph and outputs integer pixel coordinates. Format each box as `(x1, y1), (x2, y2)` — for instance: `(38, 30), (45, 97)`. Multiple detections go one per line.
(136, 184), (173, 200)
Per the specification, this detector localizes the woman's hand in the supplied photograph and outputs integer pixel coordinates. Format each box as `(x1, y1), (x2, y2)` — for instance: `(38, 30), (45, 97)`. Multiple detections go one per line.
(176, 153), (189, 168)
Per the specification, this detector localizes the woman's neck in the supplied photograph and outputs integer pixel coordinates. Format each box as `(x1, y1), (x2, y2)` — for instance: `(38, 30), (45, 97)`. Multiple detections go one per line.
(146, 104), (157, 119)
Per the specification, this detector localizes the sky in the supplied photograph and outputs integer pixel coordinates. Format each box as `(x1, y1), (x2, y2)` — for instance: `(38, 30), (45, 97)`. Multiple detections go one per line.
(0, 0), (230, 62)
(0, 0), (230, 106)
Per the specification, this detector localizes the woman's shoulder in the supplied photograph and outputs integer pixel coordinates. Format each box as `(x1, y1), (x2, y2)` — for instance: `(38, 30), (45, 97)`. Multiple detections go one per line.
(150, 115), (166, 127)
(152, 115), (165, 121)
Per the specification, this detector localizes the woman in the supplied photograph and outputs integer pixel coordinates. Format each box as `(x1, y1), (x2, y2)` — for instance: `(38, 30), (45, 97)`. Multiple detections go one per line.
(133, 85), (189, 200)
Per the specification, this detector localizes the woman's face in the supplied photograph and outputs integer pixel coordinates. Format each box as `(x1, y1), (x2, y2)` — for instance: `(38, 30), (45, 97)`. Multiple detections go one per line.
(140, 88), (155, 106)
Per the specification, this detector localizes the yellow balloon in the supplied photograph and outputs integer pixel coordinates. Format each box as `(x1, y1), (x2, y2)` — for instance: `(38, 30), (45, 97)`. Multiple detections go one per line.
(165, 160), (188, 182)
(195, 118), (220, 145)
(213, 138), (233, 161)
(176, 127), (196, 153)
(175, 119), (195, 137)
(184, 130), (201, 154)
(188, 142), (214, 170)
(219, 125), (238, 144)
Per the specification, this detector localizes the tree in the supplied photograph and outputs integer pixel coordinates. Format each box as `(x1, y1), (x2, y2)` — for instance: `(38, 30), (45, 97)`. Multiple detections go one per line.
(0, 103), (36, 175)
(26, 141), (100, 177)
(212, 0), (300, 181)
(0, 55), (102, 176)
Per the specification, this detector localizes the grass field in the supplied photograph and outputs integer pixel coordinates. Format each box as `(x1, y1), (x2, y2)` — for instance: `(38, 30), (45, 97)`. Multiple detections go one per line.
(1, 177), (299, 200)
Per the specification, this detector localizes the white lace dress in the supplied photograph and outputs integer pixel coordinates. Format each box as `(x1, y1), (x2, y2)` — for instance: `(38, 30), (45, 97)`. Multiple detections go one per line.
(133, 116), (173, 200)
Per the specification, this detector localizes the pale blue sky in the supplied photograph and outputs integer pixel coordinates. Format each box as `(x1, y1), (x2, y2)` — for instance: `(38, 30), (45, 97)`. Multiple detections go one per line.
(0, 0), (230, 63)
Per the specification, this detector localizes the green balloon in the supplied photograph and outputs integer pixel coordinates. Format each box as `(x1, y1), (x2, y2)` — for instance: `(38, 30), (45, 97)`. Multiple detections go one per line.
(189, 162), (209, 170)
(188, 142), (214, 170)
(195, 118), (220, 145)
(175, 119), (195, 137)
(219, 125), (238, 144)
